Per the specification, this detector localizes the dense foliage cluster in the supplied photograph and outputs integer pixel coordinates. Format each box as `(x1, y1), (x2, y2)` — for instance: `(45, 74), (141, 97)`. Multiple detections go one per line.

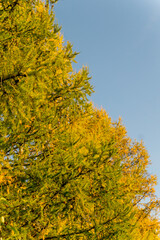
(0, 0), (160, 239)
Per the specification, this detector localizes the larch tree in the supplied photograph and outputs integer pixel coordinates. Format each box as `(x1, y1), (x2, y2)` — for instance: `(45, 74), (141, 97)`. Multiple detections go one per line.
(0, 0), (160, 239)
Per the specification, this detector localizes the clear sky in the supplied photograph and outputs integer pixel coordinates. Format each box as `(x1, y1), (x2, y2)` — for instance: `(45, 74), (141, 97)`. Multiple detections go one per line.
(54, 0), (160, 197)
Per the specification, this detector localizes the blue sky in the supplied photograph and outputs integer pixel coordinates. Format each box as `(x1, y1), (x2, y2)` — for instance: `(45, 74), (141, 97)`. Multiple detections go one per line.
(54, 0), (160, 197)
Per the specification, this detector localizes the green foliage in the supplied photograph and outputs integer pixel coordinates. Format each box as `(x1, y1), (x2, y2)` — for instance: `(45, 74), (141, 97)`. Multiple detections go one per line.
(0, 0), (160, 239)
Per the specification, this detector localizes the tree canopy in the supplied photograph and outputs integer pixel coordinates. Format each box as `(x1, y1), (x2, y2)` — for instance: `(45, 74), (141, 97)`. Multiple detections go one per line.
(0, 0), (160, 239)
